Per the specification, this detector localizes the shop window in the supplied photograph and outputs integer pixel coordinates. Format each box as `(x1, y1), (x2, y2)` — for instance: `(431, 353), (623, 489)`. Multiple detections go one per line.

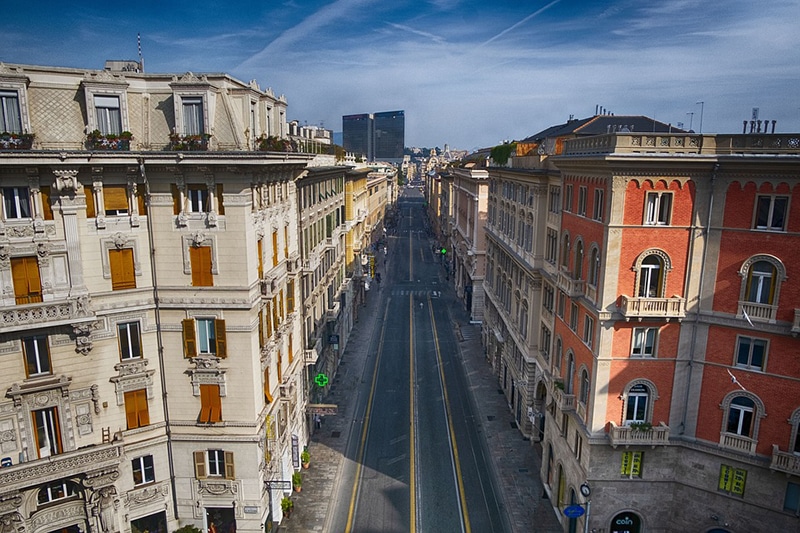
(718, 464), (746, 496)
(620, 451), (643, 478)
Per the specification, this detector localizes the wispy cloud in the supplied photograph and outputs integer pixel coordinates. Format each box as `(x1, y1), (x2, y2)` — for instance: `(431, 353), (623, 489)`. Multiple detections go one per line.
(481, 0), (563, 46)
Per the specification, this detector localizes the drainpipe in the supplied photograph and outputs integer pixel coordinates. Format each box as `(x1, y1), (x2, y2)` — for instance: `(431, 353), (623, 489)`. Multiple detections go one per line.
(680, 163), (718, 435)
(139, 158), (180, 518)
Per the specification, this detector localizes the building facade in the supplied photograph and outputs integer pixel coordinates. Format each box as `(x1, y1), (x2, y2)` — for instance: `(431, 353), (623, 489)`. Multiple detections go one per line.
(0, 61), (347, 533)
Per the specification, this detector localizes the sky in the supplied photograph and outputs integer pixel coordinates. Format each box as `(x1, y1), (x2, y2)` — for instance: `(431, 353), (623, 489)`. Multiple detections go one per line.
(3, 0), (800, 151)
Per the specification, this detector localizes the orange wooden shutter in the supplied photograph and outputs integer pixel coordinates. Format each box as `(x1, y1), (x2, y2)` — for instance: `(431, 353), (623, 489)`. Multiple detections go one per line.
(190, 246), (213, 287)
(182, 319), (197, 358)
(194, 451), (207, 478)
(288, 333), (294, 364)
(257, 239), (263, 278)
(85, 186), (96, 218)
(109, 248), (136, 290)
(124, 390), (139, 429)
(199, 384), (212, 423)
(171, 184), (181, 215)
(264, 367), (273, 403)
(272, 230), (279, 266)
(12, 257), (42, 304)
(258, 309), (264, 347)
(283, 226), (289, 258)
(137, 187), (147, 215)
(104, 185), (129, 212)
(209, 385), (222, 423)
(40, 186), (54, 220)
(287, 280), (295, 312)
(137, 389), (150, 426)
(214, 319), (227, 358)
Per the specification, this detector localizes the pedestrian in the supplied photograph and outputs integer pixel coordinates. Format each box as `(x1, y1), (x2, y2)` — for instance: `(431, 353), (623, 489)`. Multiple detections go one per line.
(314, 414), (321, 429)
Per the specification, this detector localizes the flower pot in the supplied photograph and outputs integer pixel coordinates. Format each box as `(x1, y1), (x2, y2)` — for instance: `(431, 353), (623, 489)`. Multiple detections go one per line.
(302, 462), (309, 469)
(294, 485), (301, 493)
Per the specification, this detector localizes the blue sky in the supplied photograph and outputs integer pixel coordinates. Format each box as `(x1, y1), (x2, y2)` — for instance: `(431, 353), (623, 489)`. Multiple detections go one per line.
(3, 0), (800, 150)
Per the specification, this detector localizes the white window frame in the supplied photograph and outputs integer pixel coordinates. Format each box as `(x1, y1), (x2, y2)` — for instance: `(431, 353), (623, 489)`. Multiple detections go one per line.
(644, 191), (672, 225)
(754, 195), (788, 231)
(564, 184), (573, 213)
(3, 186), (31, 219)
(182, 96), (204, 136)
(0, 89), (22, 133)
(577, 186), (587, 216)
(727, 397), (755, 436)
(735, 336), (767, 371)
(24, 335), (51, 376)
(33, 406), (61, 458)
(624, 384), (649, 424)
(132, 454), (155, 485)
(207, 449), (225, 476)
(631, 327), (657, 357)
(118, 321), (142, 360)
(593, 189), (604, 221)
(93, 95), (122, 135)
(38, 480), (77, 504)
(196, 318), (217, 355)
(82, 83), (129, 134)
(583, 315), (594, 348)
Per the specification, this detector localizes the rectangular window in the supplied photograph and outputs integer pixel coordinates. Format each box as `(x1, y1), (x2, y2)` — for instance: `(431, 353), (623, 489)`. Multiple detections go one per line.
(557, 291), (566, 319)
(569, 303), (579, 331)
(182, 97), (204, 136)
(183, 318), (227, 358)
(94, 95), (122, 135)
(188, 185), (209, 213)
(583, 315), (594, 348)
(735, 336), (766, 371)
(546, 229), (558, 263)
(23, 335), (51, 377)
(632, 327), (657, 357)
(103, 185), (129, 216)
(196, 449), (235, 479)
(199, 384), (222, 423)
(124, 389), (150, 430)
(109, 248), (136, 290)
(785, 481), (800, 514)
(548, 187), (560, 214)
(118, 322), (142, 360)
(621, 451), (643, 478)
(564, 184), (573, 212)
(132, 455), (155, 486)
(11, 256), (42, 304)
(644, 192), (672, 225)
(574, 431), (583, 461)
(197, 318), (217, 355)
(540, 325), (551, 359)
(0, 90), (22, 133)
(593, 189), (604, 221)
(577, 186), (587, 216)
(3, 187), (31, 219)
(718, 464), (746, 496)
(189, 245), (213, 287)
(543, 283), (554, 313)
(287, 280), (295, 312)
(754, 195), (788, 231)
(32, 407), (62, 458)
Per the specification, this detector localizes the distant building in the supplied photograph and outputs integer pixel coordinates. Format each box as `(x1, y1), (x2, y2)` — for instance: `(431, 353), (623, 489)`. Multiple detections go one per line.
(342, 110), (405, 163)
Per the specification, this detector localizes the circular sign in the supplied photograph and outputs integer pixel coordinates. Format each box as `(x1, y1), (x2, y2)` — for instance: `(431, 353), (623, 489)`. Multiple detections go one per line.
(563, 505), (585, 518)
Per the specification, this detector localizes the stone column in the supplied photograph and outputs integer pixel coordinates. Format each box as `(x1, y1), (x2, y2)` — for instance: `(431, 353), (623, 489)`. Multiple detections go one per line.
(52, 169), (86, 292)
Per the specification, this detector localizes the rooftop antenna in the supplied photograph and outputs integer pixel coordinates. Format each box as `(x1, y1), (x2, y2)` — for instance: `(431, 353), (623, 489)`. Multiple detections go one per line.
(137, 33), (144, 72)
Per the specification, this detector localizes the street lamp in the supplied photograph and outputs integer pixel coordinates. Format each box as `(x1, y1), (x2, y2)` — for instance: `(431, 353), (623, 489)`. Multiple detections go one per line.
(696, 101), (705, 133)
(580, 483), (591, 533)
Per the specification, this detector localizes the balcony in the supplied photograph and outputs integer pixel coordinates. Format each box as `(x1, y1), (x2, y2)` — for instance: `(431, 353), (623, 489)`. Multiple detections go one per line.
(607, 421), (671, 448)
(0, 132), (35, 150)
(585, 284), (598, 305)
(770, 445), (800, 475)
(304, 337), (321, 365)
(0, 297), (95, 333)
(552, 385), (575, 412)
(719, 432), (757, 454)
(793, 309), (800, 337)
(557, 271), (585, 298)
(87, 130), (132, 150)
(169, 133), (210, 151)
(619, 295), (685, 321)
(738, 300), (778, 324)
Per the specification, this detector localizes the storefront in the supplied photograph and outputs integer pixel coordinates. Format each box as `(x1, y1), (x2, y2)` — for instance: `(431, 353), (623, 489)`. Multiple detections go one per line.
(609, 511), (641, 533)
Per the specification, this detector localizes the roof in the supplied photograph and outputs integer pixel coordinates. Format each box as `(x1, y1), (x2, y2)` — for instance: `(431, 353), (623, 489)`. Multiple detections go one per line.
(520, 115), (687, 143)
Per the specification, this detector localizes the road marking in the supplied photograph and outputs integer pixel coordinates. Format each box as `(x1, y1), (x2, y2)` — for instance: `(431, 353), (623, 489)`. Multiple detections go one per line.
(409, 294), (417, 533)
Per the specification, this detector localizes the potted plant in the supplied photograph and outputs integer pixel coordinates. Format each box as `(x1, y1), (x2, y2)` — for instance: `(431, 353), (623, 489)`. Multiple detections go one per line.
(280, 496), (294, 518)
(292, 471), (302, 492)
(301, 449), (310, 469)
(0, 132), (35, 150)
(171, 526), (202, 533)
(629, 421), (652, 432)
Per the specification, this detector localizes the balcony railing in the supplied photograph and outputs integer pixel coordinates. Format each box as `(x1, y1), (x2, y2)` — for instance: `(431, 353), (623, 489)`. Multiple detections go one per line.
(557, 271), (585, 298)
(738, 300), (778, 323)
(169, 133), (210, 151)
(552, 386), (576, 412)
(719, 432), (757, 454)
(793, 309), (800, 336)
(770, 444), (800, 475)
(585, 284), (598, 304)
(619, 295), (686, 320)
(1, 297), (95, 333)
(607, 421), (671, 448)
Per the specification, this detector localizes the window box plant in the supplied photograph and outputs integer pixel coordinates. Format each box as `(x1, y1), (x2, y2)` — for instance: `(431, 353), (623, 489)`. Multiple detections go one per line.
(87, 130), (132, 150)
(628, 421), (652, 432)
(0, 132), (35, 150)
(169, 132), (211, 151)
(257, 135), (295, 152)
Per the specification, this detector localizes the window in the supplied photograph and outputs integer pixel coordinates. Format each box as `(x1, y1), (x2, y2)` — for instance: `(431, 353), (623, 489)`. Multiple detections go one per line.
(569, 303), (578, 331)
(194, 450), (234, 479)
(3, 186), (31, 219)
(182, 97), (204, 135)
(118, 322), (142, 360)
(746, 260), (776, 304)
(593, 189), (604, 221)
(132, 455), (155, 486)
(24, 335), (51, 377)
(554, 338), (562, 371)
(543, 283), (554, 313)
(182, 318), (227, 358)
(549, 187), (560, 214)
(124, 389), (150, 430)
(726, 396), (754, 436)
(561, 235), (570, 269)
(11, 256), (42, 304)
(546, 228), (558, 263)
(583, 315), (594, 348)
(718, 464), (747, 496)
(1, 90), (22, 133)
(625, 384), (650, 423)
(588, 247), (600, 287)
(38, 480), (77, 505)
(565, 353), (575, 394)
(577, 186), (587, 216)
(94, 95), (122, 135)
(574, 431), (583, 461)
(785, 482), (800, 515)
(540, 325), (551, 360)
(109, 248), (136, 290)
(579, 369), (590, 404)
(735, 336), (766, 371)
(632, 327), (657, 357)
(557, 291), (566, 319)
(564, 184), (573, 212)
(754, 195), (788, 231)
(644, 191), (672, 225)
(199, 384), (222, 423)
(620, 451), (643, 478)
(189, 245), (213, 286)
(287, 279), (295, 312)
(574, 240), (584, 280)
(188, 185), (209, 213)
(32, 407), (62, 458)
(638, 254), (664, 298)
(103, 184), (129, 216)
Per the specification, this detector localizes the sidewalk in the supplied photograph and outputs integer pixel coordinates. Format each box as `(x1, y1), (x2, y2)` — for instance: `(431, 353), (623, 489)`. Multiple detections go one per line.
(279, 278), (561, 532)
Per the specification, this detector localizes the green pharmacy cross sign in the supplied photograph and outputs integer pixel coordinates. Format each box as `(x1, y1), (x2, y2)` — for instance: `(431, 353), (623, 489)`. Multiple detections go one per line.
(314, 373), (329, 387)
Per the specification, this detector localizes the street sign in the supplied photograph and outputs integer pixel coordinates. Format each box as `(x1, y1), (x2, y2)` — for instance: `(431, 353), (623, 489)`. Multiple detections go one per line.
(307, 403), (339, 415)
(563, 505), (585, 518)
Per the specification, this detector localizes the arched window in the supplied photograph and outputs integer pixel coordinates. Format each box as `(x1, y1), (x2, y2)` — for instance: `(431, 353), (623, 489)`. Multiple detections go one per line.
(789, 407), (800, 454)
(554, 337), (563, 371)
(738, 255), (786, 319)
(574, 240), (584, 280)
(638, 254), (663, 297)
(546, 444), (554, 486)
(589, 247), (600, 286)
(579, 368), (590, 405)
(727, 396), (755, 436)
(747, 261), (776, 304)
(520, 300), (529, 340)
(565, 353), (575, 394)
(561, 234), (570, 269)
(622, 380), (658, 425)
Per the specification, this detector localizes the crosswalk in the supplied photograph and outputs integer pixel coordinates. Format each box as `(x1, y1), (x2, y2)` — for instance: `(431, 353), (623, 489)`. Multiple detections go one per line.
(392, 289), (442, 298)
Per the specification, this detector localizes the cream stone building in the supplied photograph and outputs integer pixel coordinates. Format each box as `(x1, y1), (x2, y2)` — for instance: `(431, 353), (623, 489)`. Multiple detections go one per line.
(0, 61), (355, 533)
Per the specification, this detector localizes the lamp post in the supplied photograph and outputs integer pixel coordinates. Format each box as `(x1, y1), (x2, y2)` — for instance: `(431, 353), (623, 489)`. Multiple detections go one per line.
(696, 101), (705, 133)
(580, 482), (592, 533)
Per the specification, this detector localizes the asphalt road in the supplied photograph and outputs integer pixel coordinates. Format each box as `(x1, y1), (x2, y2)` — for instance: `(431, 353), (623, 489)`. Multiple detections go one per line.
(327, 192), (505, 533)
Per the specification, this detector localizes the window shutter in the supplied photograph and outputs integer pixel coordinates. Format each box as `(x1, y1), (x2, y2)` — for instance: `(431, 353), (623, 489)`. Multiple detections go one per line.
(224, 451), (235, 479)
(257, 239), (263, 279)
(199, 384), (212, 423)
(272, 230), (279, 266)
(137, 389), (150, 426)
(194, 451), (207, 479)
(210, 385), (222, 423)
(104, 185), (129, 212)
(182, 319), (197, 358)
(284, 226), (289, 258)
(12, 257), (42, 304)
(264, 367), (273, 403)
(137, 187), (147, 216)
(40, 186), (54, 220)
(109, 248), (136, 290)
(190, 246), (213, 287)
(215, 319), (227, 357)
(171, 184), (181, 215)
(288, 333), (294, 364)
(258, 310), (264, 347)
(216, 184), (225, 215)
(124, 391), (138, 429)
(85, 186), (96, 218)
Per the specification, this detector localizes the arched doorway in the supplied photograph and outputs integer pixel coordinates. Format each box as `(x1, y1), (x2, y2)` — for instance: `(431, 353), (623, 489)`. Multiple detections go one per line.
(610, 511), (642, 533)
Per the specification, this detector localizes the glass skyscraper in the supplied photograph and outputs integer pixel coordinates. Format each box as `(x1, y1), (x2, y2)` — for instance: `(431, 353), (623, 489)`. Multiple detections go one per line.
(342, 110), (404, 162)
